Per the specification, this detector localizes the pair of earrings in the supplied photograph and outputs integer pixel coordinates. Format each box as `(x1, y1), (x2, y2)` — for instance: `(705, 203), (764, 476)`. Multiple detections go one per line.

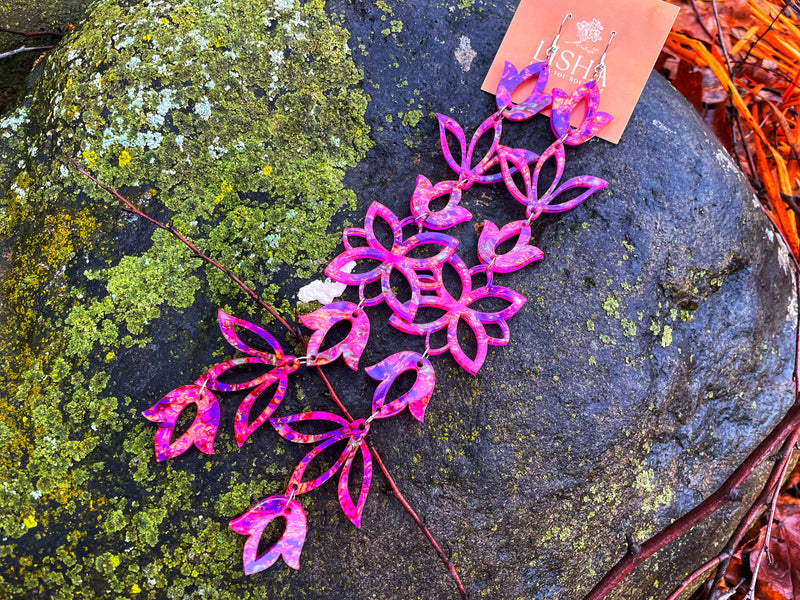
(496, 13), (616, 146)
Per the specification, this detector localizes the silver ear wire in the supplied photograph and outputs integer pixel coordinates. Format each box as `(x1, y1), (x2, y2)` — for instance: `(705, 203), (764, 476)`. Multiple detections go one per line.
(546, 13), (572, 66)
(593, 30), (616, 81)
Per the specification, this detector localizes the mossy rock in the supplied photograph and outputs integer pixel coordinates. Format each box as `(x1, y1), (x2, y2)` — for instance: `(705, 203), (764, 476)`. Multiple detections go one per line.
(0, 0), (93, 111)
(0, 1), (795, 599)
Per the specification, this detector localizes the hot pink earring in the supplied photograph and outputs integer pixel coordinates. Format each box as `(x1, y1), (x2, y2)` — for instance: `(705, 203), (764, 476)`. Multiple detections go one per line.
(551, 29), (616, 145)
(495, 13), (572, 122)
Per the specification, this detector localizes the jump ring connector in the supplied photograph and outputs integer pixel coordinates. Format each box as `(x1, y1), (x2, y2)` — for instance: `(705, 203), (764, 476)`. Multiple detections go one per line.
(286, 483), (298, 504)
(297, 355), (315, 366)
(365, 413), (378, 424)
(526, 204), (544, 224)
(493, 106), (509, 122)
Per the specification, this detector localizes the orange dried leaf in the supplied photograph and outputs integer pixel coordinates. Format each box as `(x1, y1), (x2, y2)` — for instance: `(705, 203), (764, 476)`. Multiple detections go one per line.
(730, 25), (760, 55)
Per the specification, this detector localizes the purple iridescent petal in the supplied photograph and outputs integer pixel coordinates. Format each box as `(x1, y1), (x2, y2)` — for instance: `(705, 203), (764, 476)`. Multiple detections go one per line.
(197, 356), (279, 393)
(498, 145), (534, 205)
(229, 495), (307, 573)
(400, 231), (459, 272)
(342, 226), (366, 251)
(495, 61), (552, 121)
(218, 309), (284, 359)
(301, 301), (370, 370)
(270, 411), (351, 443)
(325, 245), (387, 285)
(338, 441), (372, 528)
(363, 201), (404, 251)
(485, 319), (511, 346)
(464, 284), (527, 324)
(478, 146), (538, 185)
(436, 113), (468, 175)
(409, 175), (472, 230)
(541, 175), (608, 213)
(234, 368), (293, 447)
(143, 384), (220, 461)
(388, 293), (451, 336)
(550, 81), (613, 145)
(478, 220), (544, 273)
(379, 263), (421, 324)
(285, 419), (370, 495)
(531, 139), (566, 208)
(468, 114), (503, 185)
(446, 310), (488, 376)
(436, 114), (503, 186)
(366, 351), (436, 422)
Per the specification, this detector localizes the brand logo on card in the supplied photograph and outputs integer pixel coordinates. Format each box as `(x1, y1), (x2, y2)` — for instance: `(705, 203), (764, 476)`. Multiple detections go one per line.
(530, 18), (608, 89)
(571, 19), (605, 51)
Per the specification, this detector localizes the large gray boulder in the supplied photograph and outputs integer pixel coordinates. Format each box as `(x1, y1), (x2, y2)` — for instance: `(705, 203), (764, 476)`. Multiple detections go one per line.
(0, 0), (794, 599)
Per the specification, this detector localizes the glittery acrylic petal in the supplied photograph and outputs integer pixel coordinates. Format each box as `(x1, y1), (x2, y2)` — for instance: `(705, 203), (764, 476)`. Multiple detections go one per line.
(364, 201), (405, 251)
(233, 369), (291, 447)
(337, 440), (372, 528)
(478, 146), (538, 185)
(400, 231), (459, 272)
(436, 113), (468, 175)
(366, 351), (436, 422)
(142, 384), (220, 461)
(270, 411), (351, 443)
(229, 495), (307, 573)
(198, 356), (280, 393)
(445, 310), (488, 376)
(550, 80), (613, 145)
(301, 301), (370, 370)
(467, 115), (503, 185)
(495, 61), (552, 121)
(325, 245), (386, 286)
(218, 309), (284, 358)
(497, 145), (534, 205)
(409, 175), (472, 230)
(478, 220), (544, 273)
(465, 285), (527, 324)
(531, 139), (566, 209)
(283, 419), (371, 495)
(541, 175), (608, 213)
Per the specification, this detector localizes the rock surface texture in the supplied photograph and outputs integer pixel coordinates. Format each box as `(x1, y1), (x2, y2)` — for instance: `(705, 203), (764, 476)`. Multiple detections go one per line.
(0, 1), (795, 599)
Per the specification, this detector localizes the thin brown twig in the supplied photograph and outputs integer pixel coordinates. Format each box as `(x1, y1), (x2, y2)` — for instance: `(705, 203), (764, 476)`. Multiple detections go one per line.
(688, 0), (716, 44)
(0, 44), (54, 60)
(0, 27), (63, 37)
(707, 432), (800, 596)
(747, 440), (796, 599)
(369, 442), (468, 599)
(732, 1), (790, 78)
(67, 155), (468, 598)
(710, 0), (733, 74)
(66, 154), (295, 333)
(581, 402), (800, 600)
(665, 554), (727, 600)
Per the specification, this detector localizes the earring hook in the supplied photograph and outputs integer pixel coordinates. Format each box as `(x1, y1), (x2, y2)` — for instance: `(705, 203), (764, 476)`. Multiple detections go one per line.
(593, 30), (616, 81)
(545, 13), (572, 66)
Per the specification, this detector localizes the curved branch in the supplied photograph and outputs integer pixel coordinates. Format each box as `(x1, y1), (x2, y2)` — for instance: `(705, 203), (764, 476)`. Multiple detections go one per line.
(582, 401), (800, 600)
